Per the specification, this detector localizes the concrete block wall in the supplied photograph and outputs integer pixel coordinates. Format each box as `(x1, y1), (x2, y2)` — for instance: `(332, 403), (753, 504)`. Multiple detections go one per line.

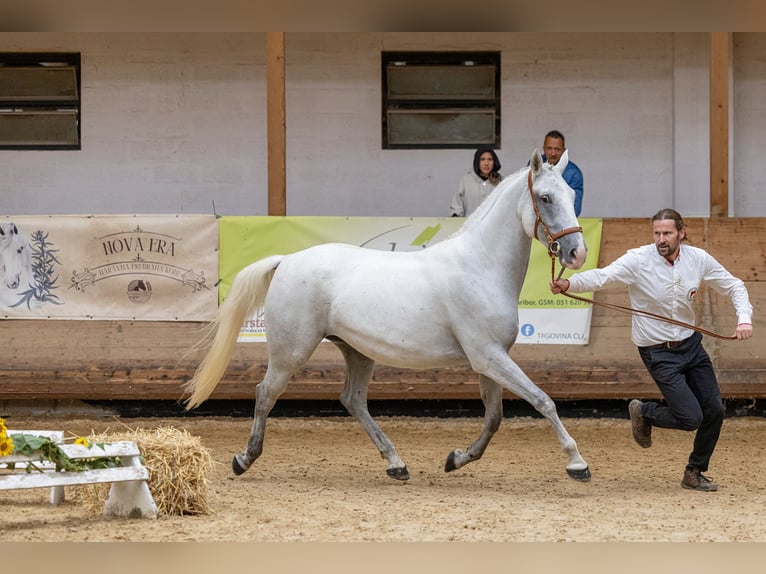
(0, 33), (267, 216)
(0, 33), (763, 219)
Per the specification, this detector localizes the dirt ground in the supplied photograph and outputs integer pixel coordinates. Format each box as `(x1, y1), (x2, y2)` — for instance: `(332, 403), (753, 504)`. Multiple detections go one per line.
(2, 413), (766, 542)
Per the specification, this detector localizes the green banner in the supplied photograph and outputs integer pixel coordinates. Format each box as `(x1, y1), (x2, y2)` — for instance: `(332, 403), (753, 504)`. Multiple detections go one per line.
(519, 218), (602, 308)
(219, 216), (602, 344)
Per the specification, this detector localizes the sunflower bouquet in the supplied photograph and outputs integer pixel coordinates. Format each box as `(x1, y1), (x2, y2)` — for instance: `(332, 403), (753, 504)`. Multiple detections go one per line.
(0, 417), (119, 472)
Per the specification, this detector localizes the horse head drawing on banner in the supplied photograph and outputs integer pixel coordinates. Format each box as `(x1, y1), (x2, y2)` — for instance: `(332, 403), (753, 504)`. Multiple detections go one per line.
(0, 222), (33, 293)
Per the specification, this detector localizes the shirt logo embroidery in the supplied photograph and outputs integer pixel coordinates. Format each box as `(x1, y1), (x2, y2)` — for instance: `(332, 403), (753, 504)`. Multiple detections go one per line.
(687, 287), (698, 301)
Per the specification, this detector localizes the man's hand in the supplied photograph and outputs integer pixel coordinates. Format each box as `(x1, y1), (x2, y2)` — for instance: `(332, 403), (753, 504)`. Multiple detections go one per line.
(550, 278), (570, 295)
(736, 323), (753, 340)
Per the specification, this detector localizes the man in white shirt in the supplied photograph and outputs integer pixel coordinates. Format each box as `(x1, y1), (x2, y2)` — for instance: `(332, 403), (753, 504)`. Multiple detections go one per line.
(550, 208), (753, 492)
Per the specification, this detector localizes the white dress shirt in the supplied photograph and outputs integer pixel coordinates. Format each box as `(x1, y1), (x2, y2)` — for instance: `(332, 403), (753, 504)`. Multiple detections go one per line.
(567, 243), (753, 347)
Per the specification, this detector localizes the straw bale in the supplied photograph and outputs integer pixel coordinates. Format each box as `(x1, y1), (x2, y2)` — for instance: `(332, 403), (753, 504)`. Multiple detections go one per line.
(71, 426), (216, 516)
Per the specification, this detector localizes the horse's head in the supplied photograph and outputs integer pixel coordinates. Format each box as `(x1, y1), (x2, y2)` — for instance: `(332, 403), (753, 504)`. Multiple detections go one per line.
(0, 222), (32, 290)
(522, 149), (587, 270)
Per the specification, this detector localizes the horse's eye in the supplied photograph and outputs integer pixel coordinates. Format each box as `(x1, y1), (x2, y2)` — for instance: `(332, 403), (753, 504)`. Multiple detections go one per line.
(540, 194), (552, 204)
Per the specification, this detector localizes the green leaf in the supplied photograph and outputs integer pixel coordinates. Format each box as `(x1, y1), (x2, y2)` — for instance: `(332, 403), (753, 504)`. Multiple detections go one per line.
(9, 433), (51, 453)
(7, 433), (124, 472)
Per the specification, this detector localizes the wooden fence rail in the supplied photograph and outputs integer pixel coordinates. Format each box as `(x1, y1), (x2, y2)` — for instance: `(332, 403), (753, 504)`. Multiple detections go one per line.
(0, 218), (763, 403)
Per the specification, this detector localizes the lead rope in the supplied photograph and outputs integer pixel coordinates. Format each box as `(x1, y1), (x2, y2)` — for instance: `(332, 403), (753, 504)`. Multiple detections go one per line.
(549, 252), (737, 341)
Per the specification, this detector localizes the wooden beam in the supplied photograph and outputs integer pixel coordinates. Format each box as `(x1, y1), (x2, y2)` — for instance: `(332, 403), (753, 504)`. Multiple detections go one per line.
(267, 32), (286, 216)
(1, 367), (765, 401)
(710, 32), (729, 217)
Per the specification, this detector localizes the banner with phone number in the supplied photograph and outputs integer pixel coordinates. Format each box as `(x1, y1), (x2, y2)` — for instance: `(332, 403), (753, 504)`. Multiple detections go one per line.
(220, 216), (602, 345)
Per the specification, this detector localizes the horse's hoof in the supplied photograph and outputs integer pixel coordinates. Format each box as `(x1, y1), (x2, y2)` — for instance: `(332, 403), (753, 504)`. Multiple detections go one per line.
(232, 456), (247, 476)
(386, 466), (410, 481)
(566, 466), (591, 482)
(444, 451), (457, 473)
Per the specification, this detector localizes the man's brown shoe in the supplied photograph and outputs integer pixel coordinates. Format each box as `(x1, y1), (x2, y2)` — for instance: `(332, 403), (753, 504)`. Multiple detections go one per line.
(629, 399), (652, 448)
(681, 468), (718, 492)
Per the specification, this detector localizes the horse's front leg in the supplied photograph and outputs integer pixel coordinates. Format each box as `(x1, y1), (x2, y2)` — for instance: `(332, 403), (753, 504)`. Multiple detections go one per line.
(333, 340), (409, 480)
(445, 374), (503, 472)
(479, 353), (591, 482)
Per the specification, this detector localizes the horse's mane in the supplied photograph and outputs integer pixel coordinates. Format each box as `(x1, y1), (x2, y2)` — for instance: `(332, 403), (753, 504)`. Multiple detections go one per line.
(448, 165), (529, 239)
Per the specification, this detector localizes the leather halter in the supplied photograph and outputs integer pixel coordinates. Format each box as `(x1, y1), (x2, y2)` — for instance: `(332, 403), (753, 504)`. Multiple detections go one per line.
(527, 169), (583, 257)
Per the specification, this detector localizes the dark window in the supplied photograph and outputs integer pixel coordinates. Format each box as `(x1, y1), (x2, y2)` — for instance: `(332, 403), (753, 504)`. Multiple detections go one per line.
(382, 51), (500, 149)
(0, 52), (81, 150)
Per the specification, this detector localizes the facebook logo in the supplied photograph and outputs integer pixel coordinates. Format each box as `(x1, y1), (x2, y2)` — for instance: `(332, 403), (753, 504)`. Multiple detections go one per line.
(521, 323), (535, 337)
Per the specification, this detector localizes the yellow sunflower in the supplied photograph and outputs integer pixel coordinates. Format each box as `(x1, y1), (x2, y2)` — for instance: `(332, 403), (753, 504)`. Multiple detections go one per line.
(0, 434), (15, 457)
(74, 437), (91, 448)
(0, 416), (7, 434)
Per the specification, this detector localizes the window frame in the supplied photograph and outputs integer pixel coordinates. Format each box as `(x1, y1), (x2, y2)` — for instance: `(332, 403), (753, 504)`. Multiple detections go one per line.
(0, 52), (82, 151)
(381, 51), (501, 150)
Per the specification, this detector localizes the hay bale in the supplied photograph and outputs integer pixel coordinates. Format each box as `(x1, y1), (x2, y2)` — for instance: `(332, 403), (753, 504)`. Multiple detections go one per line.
(72, 426), (216, 516)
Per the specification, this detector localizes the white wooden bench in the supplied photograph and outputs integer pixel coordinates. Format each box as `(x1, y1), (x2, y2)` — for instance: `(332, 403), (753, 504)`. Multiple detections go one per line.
(0, 432), (158, 519)
(0, 430), (66, 504)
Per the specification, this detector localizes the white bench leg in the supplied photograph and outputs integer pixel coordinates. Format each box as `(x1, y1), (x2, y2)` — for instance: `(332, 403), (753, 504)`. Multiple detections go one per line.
(102, 457), (158, 519)
(49, 485), (65, 506)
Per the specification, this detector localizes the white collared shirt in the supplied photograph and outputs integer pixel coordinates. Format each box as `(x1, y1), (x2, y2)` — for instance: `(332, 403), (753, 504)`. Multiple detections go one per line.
(567, 243), (753, 347)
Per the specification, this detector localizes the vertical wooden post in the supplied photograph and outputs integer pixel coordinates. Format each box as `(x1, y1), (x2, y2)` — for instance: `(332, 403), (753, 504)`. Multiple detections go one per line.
(267, 32), (286, 216)
(709, 32), (729, 217)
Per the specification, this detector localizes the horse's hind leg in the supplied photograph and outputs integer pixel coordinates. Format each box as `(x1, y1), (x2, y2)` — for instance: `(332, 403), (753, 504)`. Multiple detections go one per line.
(332, 339), (409, 481)
(231, 362), (294, 475)
(445, 374), (503, 472)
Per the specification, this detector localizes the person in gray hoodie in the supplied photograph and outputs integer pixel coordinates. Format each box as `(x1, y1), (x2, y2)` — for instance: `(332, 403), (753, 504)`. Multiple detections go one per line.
(450, 145), (503, 217)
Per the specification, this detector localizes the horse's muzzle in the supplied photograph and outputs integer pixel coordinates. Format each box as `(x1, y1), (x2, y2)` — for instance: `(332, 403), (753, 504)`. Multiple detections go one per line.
(559, 236), (587, 270)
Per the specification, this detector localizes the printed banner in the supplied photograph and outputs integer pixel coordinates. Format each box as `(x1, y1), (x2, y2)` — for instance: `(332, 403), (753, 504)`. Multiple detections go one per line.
(515, 222), (602, 344)
(220, 216), (602, 345)
(0, 215), (218, 321)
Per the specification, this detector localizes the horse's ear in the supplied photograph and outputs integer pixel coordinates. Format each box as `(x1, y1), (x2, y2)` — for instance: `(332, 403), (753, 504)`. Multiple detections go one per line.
(530, 149), (543, 176)
(555, 149), (570, 174)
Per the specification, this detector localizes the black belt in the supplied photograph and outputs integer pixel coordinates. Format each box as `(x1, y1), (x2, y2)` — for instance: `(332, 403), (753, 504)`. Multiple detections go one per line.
(640, 337), (691, 351)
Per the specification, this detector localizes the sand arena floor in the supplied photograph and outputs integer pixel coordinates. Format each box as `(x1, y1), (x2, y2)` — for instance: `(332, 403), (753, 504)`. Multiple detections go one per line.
(2, 414), (766, 542)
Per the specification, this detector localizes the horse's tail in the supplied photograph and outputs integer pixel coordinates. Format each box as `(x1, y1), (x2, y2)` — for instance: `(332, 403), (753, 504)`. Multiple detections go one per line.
(183, 255), (283, 410)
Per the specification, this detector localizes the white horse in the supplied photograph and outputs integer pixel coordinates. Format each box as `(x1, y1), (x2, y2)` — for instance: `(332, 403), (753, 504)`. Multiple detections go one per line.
(0, 222), (33, 306)
(184, 149), (592, 482)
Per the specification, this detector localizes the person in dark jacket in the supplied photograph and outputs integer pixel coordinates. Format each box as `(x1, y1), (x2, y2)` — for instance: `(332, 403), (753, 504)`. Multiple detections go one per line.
(542, 130), (584, 216)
